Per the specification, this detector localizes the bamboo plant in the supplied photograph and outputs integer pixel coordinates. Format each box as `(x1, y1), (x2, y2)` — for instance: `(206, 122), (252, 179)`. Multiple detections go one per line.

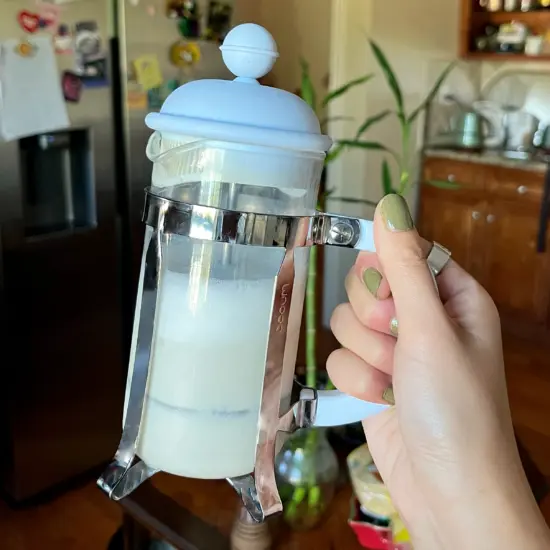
(338, 40), (457, 195)
(282, 46), (455, 529)
(296, 59), (376, 394)
(280, 60), (374, 528)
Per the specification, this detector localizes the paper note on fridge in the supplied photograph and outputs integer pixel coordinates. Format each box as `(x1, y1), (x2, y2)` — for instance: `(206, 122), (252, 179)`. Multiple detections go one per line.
(0, 37), (70, 142)
(134, 55), (163, 91)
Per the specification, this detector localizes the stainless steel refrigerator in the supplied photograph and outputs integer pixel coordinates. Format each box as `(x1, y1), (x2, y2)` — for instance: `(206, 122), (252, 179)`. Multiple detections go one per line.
(0, 0), (232, 502)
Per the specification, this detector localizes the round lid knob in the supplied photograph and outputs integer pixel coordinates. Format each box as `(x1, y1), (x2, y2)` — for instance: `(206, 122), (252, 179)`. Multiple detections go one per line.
(144, 24), (332, 154)
(220, 23), (279, 82)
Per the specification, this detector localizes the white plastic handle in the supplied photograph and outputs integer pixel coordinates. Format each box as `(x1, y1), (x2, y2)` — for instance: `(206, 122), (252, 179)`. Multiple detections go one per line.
(354, 218), (376, 252)
(312, 390), (389, 427)
(307, 216), (382, 428)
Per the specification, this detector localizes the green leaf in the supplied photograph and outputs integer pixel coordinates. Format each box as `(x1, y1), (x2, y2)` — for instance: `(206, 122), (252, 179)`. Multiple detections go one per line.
(355, 110), (391, 139)
(381, 159), (394, 195)
(425, 179), (461, 190)
(328, 196), (378, 207)
(338, 139), (389, 152)
(325, 143), (345, 165)
(408, 62), (456, 124)
(368, 39), (405, 124)
(321, 74), (374, 107)
(299, 58), (317, 112)
(319, 115), (354, 128)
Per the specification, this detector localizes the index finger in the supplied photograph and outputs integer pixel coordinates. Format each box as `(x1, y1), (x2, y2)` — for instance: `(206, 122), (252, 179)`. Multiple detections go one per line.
(353, 250), (392, 301)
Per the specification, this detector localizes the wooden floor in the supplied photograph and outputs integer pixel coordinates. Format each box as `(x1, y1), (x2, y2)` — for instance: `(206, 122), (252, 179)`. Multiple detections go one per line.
(1, 334), (549, 550)
(0, 480), (122, 550)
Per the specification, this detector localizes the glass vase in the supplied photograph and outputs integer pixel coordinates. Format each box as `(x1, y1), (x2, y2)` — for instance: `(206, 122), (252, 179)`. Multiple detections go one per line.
(275, 427), (339, 531)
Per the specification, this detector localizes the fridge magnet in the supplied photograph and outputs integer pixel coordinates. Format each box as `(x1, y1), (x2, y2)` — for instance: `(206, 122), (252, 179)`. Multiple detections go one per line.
(61, 71), (83, 102)
(127, 90), (148, 110)
(14, 39), (38, 58)
(165, 78), (179, 93)
(166, 0), (200, 38)
(147, 88), (163, 110)
(178, 4), (201, 38)
(17, 10), (41, 34)
(54, 24), (73, 54)
(78, 57), (108, 87)
(133, 54), (163, 91)
(74, 21), (108, 87)
(36, 2), (61, 31)
(204, 1), (232, 43)
(74, 21), (102, 60)
(169, 41), (201, 68)
(147, 80), (178, 110)
(166, 0), (185, 18)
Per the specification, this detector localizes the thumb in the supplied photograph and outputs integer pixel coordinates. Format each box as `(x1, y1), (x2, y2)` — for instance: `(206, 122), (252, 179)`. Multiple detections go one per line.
(374, 194), (445, 336)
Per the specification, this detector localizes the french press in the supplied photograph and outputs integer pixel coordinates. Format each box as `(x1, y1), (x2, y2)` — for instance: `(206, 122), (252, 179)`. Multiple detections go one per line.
(98, 23), (388, 522)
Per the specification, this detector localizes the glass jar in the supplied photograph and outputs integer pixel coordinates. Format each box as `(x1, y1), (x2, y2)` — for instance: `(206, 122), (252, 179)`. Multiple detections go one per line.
(521, 0), (535, 10)
(275, 427), (339, 531)
(486, 0), (503, 11)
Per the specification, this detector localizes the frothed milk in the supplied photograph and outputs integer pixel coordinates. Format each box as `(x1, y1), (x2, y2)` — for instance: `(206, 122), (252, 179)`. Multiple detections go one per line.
(133, 264), (276, 479)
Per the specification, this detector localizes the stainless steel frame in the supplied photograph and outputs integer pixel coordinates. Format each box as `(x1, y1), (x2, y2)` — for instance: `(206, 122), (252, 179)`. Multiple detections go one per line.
(98, 189), (377, 522)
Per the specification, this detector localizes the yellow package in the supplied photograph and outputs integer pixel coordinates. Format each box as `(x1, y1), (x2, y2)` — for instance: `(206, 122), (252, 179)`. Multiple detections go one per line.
(347, 444), (411, 545)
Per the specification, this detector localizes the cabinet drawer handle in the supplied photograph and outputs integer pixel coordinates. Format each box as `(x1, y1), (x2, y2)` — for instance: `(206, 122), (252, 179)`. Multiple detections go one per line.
(517, 185), (528, 195)
(486, 214), (496, 224)
(472, 211), (481, 220)
(447, 174), (456, 182)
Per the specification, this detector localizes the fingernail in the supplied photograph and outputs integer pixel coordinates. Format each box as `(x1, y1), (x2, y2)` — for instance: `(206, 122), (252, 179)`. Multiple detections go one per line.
(382, 386), (395, 405)
(362, 267), (383, 299)
(390, 317), (398, 336)
(380, 194), (414, 232)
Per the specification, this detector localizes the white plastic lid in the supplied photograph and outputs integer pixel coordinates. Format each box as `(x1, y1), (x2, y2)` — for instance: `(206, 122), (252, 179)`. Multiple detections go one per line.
(145, 23), (332, 154)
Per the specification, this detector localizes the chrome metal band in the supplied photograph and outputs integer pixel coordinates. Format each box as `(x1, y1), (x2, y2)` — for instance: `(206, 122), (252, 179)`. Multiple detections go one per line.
(143, 189), (377, 252)
(143, 190), (310, 248)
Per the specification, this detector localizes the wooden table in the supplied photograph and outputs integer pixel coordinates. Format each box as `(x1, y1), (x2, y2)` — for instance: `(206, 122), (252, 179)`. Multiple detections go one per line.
(114, 474), (364, 550)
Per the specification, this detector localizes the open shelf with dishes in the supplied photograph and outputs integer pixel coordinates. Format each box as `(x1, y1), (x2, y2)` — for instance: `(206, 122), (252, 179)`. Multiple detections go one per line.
(461, 0), (550, 60)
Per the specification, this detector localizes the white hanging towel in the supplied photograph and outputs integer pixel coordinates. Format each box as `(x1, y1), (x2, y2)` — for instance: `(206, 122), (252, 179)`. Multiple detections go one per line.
(0, 36), (69, 142)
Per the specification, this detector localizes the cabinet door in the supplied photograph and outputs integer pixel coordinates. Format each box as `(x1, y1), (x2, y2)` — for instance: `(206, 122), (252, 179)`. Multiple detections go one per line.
(418, 192), (486, 277)
(484, 199), (550, 326)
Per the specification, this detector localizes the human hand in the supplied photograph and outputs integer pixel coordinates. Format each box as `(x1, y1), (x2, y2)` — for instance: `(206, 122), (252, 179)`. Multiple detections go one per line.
(328, 194), (550, 549)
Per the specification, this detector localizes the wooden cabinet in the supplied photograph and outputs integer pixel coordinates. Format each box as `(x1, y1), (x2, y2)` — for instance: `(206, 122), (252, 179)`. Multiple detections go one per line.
(420, 159), (487, 279)
(484, 199), (550, 325)
(419, 193), (483, 277)
(419, 157), (550, 336)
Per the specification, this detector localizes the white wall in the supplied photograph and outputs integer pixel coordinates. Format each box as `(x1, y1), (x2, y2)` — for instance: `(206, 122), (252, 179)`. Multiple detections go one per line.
(323, 0), (462, 324)
(233, 0), (261, 26)
(236, 0), (332, 101)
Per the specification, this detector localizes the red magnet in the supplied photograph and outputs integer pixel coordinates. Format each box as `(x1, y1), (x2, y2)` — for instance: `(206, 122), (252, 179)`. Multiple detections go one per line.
(62, 71), (83, 103)
(18, 10), (41, 34)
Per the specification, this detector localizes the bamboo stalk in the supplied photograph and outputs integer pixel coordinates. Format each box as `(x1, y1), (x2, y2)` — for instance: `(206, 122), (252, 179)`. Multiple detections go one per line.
(305, 245), (317, 389)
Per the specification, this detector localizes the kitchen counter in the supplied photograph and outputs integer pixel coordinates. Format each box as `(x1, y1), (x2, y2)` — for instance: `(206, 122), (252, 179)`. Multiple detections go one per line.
(424, 148), (548, 173)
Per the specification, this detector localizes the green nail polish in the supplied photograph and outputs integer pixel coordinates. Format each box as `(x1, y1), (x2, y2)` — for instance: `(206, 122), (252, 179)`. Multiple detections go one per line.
(390, 317), (398, 336)
(363, 267), (382, 298)
(380, 194), (414, 232)
(383, 386), (395, 405)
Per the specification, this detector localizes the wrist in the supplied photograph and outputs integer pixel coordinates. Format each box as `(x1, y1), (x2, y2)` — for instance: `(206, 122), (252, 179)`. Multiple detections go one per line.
(434, 472), (550, 550)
